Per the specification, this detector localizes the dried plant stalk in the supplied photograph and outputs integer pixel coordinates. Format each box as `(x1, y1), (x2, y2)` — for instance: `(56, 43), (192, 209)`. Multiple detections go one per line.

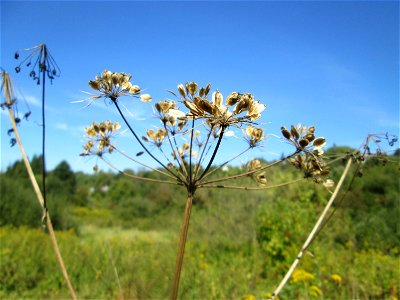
(269, 158), (353, 300)
(2, 72), (77, 300)
(171, 193), (193, 300)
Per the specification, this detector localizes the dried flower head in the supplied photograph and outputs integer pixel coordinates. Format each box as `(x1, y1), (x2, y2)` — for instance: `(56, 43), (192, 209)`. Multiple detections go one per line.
(247, 159), (262, 172)
(245, 126), (264, 147)
(81, 120), (121, 156)
(143, 128), (168, 147)
(174, 82), (266, 129)
(281, 124), (326, 155)
(85, 70), (149, 104)
(288, 153), (330, 183)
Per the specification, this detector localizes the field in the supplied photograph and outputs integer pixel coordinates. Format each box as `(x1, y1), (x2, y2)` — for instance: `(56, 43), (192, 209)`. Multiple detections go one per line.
(1, 151), (399, 299)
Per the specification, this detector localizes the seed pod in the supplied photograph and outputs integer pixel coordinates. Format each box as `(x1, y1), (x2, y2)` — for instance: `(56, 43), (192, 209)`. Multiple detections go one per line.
(212, 90), (223, 107)
(187, 82), (198, 96)
(129, 85), (141, 95)
(177, 84), (186, 98)
(313, 137), (326, 147)
(88, 80), (101, 90)
(204, 83), (211, 96)
(299, 138), (309, 148)
(291, 125), (300, 140)
(281, 126), (291, 139)
(199, 87), (205, 97)
(226, 92), (240, 106)
(305, 133), (315, 142)
(140, 94), (152, 102)
(308, 126), (315, 133)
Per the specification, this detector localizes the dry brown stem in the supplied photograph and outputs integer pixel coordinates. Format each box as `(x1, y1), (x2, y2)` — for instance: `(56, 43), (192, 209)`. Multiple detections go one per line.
(2, 71), (77, 300)
(171, 194), (193, 300)
(269, 158), (352, 300)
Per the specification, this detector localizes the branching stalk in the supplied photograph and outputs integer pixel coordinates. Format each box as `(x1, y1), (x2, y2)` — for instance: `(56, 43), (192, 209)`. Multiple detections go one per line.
(100, 157), (183, 186)
(193, 125), (214, 178)
(200, 152), (297, 185)
(269, 158), (352, 300)
(199, 146), (251, 181)
(113, 146), (177, 180)
(199, 178), (304, 190)
(113, 101), (177, 178)
(197, 126), (226, 181)
(189, 119), (195, 184)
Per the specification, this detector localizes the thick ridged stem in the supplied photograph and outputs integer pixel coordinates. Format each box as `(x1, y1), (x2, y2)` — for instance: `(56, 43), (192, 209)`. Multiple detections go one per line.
(171, 193), (193, 300)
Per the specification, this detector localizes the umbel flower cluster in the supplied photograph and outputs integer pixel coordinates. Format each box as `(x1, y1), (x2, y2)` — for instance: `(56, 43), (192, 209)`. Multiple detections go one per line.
(81, 70), (331, 189)
(80, 70), (331, 300)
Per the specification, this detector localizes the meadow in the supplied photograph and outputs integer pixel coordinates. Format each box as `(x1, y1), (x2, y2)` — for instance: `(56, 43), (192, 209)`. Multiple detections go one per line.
(1, 149), (399, 299)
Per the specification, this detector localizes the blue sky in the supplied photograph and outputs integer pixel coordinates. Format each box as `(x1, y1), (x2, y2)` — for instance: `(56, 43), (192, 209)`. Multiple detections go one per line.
(1, 1), (399, 173)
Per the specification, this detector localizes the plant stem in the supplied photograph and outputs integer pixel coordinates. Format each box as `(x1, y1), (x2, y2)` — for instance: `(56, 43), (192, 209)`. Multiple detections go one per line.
(2, 71), (77, 300)
(189, 119), (195, 184)
(113, 146), (177, 180)
(100, 157), (183, 186)
(199, 178), (304, 190)
(199, 153), (295, 185)
(171, 193), (193, 300)
(113, 101), (177, 178)
(197, 126), (226, 181)
(193, 125), (214, 179)
(41, 46), (47, 218)
(199, 146), (251, 181)
(269, 158), (352, 300)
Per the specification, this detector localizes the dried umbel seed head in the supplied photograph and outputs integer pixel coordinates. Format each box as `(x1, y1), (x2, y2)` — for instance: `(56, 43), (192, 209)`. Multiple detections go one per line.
(246, 126), (264, 147)
(85, 70), (147, 104)
(156, 100), (176, 114)
(247, 159), (262, 172)
(282, 124), (326, 154)
(255, 172), (267, 186)
(81, 120), (120, 156)
(145, 128), (167, 147)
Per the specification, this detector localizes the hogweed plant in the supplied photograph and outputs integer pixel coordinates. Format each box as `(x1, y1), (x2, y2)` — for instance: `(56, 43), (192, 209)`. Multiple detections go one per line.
(79, 70), (334, 299)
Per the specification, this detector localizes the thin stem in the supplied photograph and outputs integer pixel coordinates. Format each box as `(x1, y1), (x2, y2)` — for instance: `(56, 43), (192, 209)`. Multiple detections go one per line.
(100, 157), (183, 186)
(2, 71), (77, 300)
(199, 178), (304, 190)
(189, 119), (195, 184)
(113, 146), (177, 180)
(164, 125), (188, 179)
(171, 193), (193, 300)
(41, 46), (47, 218)
(193, 125), (214, 179)
(200, 152), (297, 185)
(199, 146), (251, 181)
(269, 158), (352, 300)
(113, 101), (177, 178)
(197, 126), (226, 182)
